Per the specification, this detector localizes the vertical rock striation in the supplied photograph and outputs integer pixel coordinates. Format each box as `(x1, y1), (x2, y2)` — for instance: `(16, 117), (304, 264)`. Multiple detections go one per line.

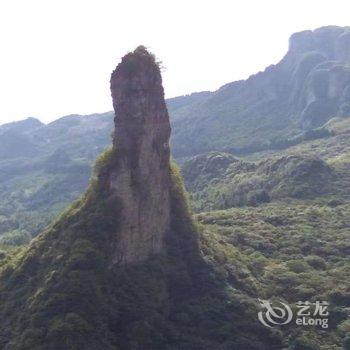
(108, 46), (172, 265)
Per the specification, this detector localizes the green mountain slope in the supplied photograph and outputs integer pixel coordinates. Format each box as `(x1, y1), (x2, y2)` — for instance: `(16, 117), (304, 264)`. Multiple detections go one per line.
(0, 113), (113, 243)
(181, 118), (350, 211)
(197, 201), (350, 349)
(176, 118), (350, 349)
(0, 162), (283, 349)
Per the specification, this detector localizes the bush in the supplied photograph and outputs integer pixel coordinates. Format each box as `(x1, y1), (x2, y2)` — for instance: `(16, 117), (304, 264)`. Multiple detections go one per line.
(305, 255), (327, 270)
(286, 260), (309, 273)
(343, 335), (350, 350)
(0, 229), (31, 246)
(294, 336), (319, 350)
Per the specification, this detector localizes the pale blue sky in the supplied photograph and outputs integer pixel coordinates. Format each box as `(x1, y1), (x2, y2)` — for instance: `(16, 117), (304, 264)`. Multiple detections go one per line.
(0, 0), (349, 124)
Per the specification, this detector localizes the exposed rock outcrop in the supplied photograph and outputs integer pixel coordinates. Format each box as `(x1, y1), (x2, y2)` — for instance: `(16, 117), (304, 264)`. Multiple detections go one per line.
(108, 46), (172, 264)
(168, 26), (350, 158)
(284, 26), (350, 128)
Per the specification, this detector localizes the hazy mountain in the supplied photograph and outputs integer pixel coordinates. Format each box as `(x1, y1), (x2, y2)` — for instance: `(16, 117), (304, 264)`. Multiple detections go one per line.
(170, 25), (350, 157)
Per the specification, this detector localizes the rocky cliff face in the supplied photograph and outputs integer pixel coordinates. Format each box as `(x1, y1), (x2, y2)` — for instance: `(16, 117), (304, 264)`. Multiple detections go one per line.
(288, 26), (350, 61)
(108, 46), (172, 264)
(285, 26), (350, 128)
(167, 26), (350, 158)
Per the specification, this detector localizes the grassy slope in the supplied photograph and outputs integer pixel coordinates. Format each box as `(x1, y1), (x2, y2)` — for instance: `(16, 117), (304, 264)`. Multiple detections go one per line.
(198, 201), (350, 349)
(177, 118), (350, 349)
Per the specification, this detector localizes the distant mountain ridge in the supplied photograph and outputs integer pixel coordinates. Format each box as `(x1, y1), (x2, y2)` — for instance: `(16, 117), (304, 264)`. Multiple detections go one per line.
(0, 117), (43, 135)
